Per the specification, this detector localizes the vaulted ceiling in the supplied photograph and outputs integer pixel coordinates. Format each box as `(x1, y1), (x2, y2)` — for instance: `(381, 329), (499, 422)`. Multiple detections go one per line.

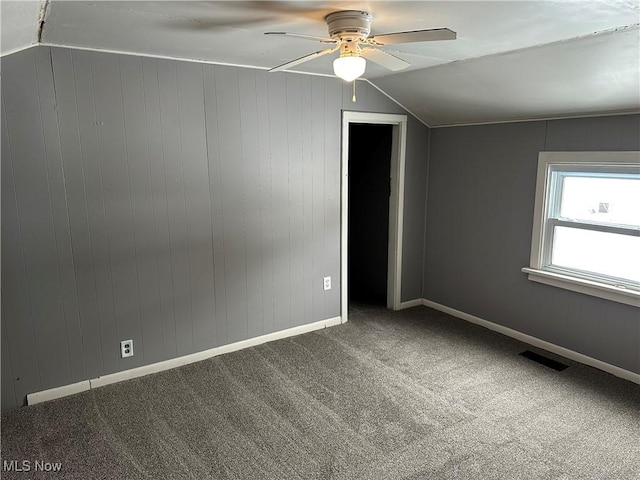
(1, 1), (639, 126)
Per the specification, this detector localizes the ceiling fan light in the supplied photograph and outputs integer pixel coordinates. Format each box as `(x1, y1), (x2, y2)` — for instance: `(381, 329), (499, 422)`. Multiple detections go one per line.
(333, 56), (366, 82)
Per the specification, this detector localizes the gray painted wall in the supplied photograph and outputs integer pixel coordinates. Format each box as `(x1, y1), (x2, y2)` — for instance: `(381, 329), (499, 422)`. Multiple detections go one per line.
(424, 114), (640, 374)
(1, 46), (429, 410)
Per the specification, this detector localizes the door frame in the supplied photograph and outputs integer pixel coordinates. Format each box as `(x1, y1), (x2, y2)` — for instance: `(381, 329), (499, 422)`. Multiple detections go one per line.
(341, 111), (408, 322)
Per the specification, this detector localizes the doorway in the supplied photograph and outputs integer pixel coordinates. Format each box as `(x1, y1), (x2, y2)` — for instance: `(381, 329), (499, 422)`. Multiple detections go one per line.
(348, 123), (393, 306)
(340, 112), (408, 322)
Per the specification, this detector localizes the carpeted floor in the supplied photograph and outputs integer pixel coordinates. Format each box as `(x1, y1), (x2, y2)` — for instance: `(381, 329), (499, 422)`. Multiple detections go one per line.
(2, 304), (639, 479)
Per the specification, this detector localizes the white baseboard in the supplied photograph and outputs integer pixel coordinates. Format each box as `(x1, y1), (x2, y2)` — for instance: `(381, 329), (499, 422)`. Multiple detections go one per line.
(27, 303), (637, 407)
(399, 299), (423, 309)
(26, 380), (91, 406)
(27, 316), (342, 406)
(421, 298), (640, 385)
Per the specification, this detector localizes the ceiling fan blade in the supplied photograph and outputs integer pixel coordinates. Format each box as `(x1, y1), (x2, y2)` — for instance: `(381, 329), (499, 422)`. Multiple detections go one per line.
(370, 28), (456, 46)
(361, 48), (410, 71)
(269, 46), (338, 73)
(265, 32), (336, 43)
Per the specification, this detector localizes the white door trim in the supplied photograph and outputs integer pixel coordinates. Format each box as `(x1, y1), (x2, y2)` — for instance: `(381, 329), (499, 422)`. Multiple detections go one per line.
(341, 111), (408, 322)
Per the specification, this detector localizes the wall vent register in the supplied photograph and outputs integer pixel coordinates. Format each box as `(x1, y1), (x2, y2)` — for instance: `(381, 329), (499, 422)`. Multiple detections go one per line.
(519, 350), (569, 372)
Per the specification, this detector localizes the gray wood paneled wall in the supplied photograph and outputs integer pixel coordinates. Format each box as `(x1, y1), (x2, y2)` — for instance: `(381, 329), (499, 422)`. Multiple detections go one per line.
(1, 46), (430, 410)
(424, 114), (640, 374)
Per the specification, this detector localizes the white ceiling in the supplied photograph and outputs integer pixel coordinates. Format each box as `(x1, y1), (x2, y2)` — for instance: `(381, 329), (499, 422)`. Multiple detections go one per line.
(0, 1), (42, 55)
(1, 1), (639, 126)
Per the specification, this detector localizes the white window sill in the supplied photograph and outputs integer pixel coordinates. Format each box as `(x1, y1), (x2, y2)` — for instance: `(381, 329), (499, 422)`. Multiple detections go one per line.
(522, 267), (640, 308)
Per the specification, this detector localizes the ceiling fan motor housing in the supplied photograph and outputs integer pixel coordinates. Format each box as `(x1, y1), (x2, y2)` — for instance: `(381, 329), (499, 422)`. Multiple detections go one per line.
(325, 11), (372, 42)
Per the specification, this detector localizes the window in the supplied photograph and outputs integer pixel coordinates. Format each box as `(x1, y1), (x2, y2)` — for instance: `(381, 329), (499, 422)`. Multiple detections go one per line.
(523, 152), (640, 307)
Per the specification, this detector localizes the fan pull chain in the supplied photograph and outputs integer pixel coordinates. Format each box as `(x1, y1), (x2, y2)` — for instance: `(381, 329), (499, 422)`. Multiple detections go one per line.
(352, 80), (357, 102)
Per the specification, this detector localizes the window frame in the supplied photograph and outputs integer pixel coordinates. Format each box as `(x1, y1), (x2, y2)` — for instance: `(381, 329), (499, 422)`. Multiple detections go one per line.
(523, 151), (640, 307)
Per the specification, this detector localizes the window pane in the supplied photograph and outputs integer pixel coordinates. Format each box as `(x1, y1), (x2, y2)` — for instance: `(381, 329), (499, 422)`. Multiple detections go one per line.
(559, 176), (640, 227)
(551, 226), (640, 284)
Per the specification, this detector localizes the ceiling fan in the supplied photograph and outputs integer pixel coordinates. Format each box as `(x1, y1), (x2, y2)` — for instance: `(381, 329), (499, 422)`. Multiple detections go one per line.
(265, 10), (456, 82)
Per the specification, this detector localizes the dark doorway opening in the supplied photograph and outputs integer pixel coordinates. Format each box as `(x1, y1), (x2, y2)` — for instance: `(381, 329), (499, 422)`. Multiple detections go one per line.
(348, 123), (393, 306)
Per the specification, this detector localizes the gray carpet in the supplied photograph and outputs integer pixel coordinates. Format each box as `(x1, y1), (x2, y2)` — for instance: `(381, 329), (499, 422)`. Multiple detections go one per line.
(2, 304), (639, 479)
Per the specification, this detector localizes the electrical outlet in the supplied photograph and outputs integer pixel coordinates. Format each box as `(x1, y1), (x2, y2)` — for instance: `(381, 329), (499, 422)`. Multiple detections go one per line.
(120, 339), (134, 358)
(323, 276), (331, 291)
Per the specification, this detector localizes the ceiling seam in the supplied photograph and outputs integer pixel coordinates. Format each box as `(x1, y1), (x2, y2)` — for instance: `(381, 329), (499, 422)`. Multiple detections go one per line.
(429, 109), (640, 129)
(36, 0), (50, 43)
(35, 41), (344, 79)
(36, 42), (273, 69)
(365, 80), (432, 128)
(0, 44), (39, 58)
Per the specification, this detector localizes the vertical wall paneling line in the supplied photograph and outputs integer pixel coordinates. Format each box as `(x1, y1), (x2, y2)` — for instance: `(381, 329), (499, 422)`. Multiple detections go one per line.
(47, 48), (89, 382)
(176, 63), (202, 352)
(286, 74), (305, 327)
(121, 54), (165, 364)
(237, 70), (250, 337)
(58, 49), (105, 379)
(568, 117), (589, 148)
(199, 63), (220, 348)
(215, 65), (228, 345)
(91, 52), (143, 370)
(285, 75), (293, 328)
(12, 50), (42, 389)
(341, 81), (349, 109)
(421, 128), (431, 298)
(257, 70), (276, 334)
(619, 115), (639, 150)
(146, 58), (177, 359)
(83, 51), (119, 374)
(286, 74), (295, 323)
(215, 66), (248, 343)
(324, 77), (342, 319)
(117, 55), (146, 365)
(203, 64), (228, 346)
(267, 73), (290, 332)
(239, 69), (264, 338)
(312, 76), (319, 322)
(1, 305), (18, 409)
(148, 59), (176, 359)
(584, 118), (602, 151)
(301, 76), (314, 326)
(161, 60), (180, 358)
(175, 62), (194, 355)
(6, 48), (70, 390)
(253, 69), (265, 336)
(92, 52), (120, 365)
(224, 68), (248, 341)
(139, 54), (164, 362)
(33, 47), (77, 383)
(611, 116), (623, 149)
(1, 95), (43, 403)
(157, 59), (192, 357)
(310, 76), (325, 321)
(201, 64), (217, 341)
(267, 72), (278, 330)
(301, 75), (308, 325)
(322, 78), (331, 320)
(177, 61), (215, 353)
(252, 69), (265, 336)
(213, 65), (231, 342)
(131, 55), (154, 362)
